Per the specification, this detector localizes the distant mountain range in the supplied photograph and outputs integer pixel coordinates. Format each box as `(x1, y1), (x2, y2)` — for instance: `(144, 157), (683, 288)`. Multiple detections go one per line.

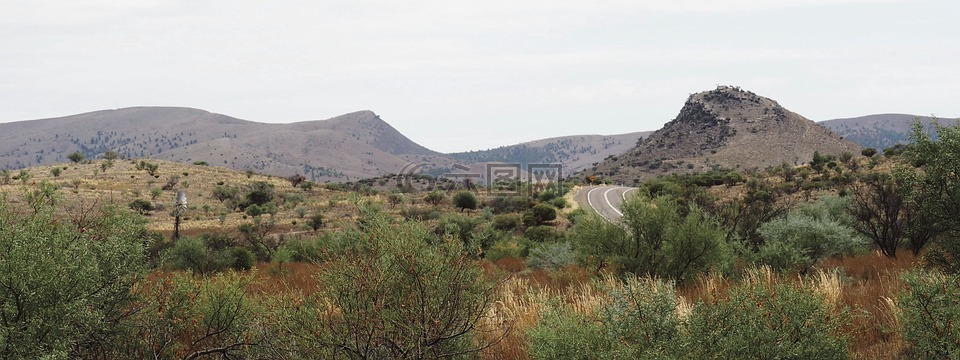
(591, 86), (861, 184)
(0, 107), (644, 182)
(1, 97), (951, 183)
(819, 114), (952, 151)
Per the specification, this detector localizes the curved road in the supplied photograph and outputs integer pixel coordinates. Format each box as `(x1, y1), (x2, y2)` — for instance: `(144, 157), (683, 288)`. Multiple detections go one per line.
(574, 186), (638, 222)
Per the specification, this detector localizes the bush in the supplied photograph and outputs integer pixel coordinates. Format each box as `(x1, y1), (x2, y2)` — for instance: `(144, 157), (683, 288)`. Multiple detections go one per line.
(574, 195), (731, 282)
(452, 190), (478, 212)
(435, 213), (480, 246)
(899, 270), (960, 358)
(524, 225), (563, 242)
(550, 197), (568, 209)
(527, 277), (681, 359)
(424, 190), (445, 205)
(0, 200), (148, 358)
(109, 271), (262, 358)
(523, 203), (557, 226)
(683, 274), (851, 359)
(230, 246), (256, 271)
(861, 148), (877, 157)
(527, 304), (609, 360)
(300, 212), (320, 231)
(165, 237), (232, 275)
(757, 205), (863, 274)
(486, 239), (525, 261)
(68, 151), (85, 163)
(273, 211), (500, 357)
(492, 213), (521, 231)
(527, 242), (575, 269)
(128, 198), (155, 214)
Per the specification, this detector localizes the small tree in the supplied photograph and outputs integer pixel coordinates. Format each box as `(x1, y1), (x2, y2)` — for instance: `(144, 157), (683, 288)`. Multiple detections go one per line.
(307, 213), (324, 231)
(453, 191), (478, 212)
(907, 119), (960, 273)
(68, 151), (85, 163)
(523, 203), (557, 226)
(50, 167), (62, 177)
(275, 210), (501, 357)
(102, 150), (118, 160)
(424, 190), (445, 205)
(848, 171), (934, 257)
(287, 173), (305, 188)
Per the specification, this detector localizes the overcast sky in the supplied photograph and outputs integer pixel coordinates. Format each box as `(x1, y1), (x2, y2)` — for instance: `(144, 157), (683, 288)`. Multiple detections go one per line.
(2, 0), (958, 152)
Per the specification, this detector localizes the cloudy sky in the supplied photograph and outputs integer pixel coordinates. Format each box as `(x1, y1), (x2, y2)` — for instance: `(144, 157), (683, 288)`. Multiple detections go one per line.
(2, 0), (958, 152)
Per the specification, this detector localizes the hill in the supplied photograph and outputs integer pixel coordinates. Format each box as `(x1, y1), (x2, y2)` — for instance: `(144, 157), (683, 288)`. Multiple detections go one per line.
(0, 107), (647, 183)
(449, 132), (650, 174)
(0, 107), (453, 182)
(819, 114), (951, 151)
(590, 86), (861, 184)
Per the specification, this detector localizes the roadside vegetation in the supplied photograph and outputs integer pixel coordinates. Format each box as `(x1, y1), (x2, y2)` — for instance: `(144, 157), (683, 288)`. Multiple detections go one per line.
(0, 120), (958, 358)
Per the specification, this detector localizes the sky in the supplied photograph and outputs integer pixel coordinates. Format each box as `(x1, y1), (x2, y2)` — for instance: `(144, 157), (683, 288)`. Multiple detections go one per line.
(2, 0), (958, 153)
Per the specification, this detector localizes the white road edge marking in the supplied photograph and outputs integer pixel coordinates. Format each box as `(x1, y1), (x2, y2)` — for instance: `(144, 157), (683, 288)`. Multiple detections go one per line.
(603, 187), (624, 217)
(586, 187), (611, 221)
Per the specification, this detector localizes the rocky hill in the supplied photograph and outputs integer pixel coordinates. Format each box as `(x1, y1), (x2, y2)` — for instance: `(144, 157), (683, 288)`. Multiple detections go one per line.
(819, 114), (949, 151)
(590, 86), (861, 184)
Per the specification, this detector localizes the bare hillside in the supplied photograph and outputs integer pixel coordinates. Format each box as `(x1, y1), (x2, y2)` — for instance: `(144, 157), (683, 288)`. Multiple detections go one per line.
(820, 114), (951, 151)
(0, 107), (643, 182)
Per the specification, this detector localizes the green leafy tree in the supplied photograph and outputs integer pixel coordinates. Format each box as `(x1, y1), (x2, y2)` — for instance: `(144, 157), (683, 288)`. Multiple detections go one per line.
(523, 203), (557, 226)
(0, 198), (148, 358)
(906, 119), (960, 273)
(424, 190), (445, 205)
(573, 195), (731, 282)
(898, 270), (960, 358)
(452, 190), (478, 212)
(68, 151), (85, 163)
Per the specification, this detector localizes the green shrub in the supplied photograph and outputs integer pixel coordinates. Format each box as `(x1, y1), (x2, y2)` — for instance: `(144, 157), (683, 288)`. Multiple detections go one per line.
(128, 198), (154, 214)
(523, 203), (557, 226)
(527, 277), (681, 359)
(683, 275), (851, 359)
(274, 212), (499, 357)
(165, 237), (232, 275)
(899, 270), (960, 358)
(107, 271), (261, 358)
(230, 247), (256, 271)
(452, 190), (478, 211)
(549, 197), (568, 209)
(486, 239), (525, 261)
(757, 211), (863, 274)
(492, 213), (521, 231)
(574, 195), (731, 282)
(527, 241), (575, 269)
(0, 200), (148, 358)
(600, 277), (682, 359)
(527, 303), (610, 360)
(435, 213), (480, 246)
(424, 190), (445, 205)
(524, 225), (563, 242)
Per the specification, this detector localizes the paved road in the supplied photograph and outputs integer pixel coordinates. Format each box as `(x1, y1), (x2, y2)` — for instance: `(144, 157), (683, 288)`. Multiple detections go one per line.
(575, 186), (638, 222)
